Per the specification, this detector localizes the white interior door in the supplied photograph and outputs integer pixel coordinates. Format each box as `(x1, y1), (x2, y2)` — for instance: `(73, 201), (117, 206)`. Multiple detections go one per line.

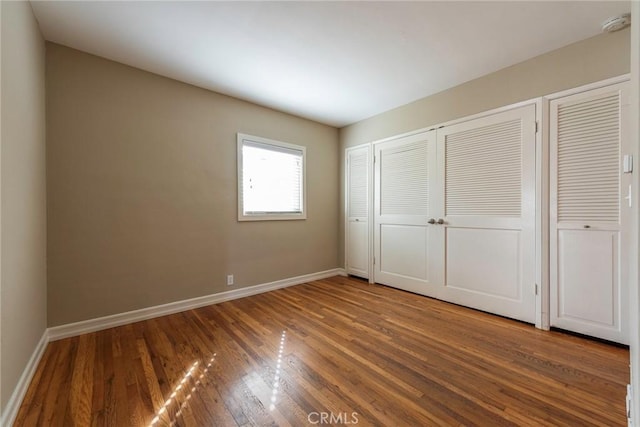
(374, 131), (443, 295)
(550, 82), (630, 344)
(346, 145), (370, 279)
(437, 105), (537, 323)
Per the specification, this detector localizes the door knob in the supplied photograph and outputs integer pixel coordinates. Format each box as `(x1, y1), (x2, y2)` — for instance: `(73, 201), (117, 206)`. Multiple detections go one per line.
(437, 218), (445, 225)
(428, 218), (436, 224)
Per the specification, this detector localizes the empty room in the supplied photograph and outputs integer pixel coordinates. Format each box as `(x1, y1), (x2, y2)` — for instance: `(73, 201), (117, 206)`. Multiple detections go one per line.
(2, 1), (640, 426)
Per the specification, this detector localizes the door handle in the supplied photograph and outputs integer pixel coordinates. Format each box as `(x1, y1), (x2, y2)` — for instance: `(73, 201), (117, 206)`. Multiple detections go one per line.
(428, 218), (436, 224)
(583, 225), (591, 229)
(437, 218), (445, 225)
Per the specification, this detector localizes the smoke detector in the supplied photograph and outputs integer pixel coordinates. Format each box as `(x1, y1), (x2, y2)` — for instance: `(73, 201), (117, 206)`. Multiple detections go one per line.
(602, 13), (631, 33)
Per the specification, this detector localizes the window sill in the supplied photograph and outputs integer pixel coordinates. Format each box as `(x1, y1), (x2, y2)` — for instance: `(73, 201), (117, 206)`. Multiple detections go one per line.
(238, 213), (307, 221)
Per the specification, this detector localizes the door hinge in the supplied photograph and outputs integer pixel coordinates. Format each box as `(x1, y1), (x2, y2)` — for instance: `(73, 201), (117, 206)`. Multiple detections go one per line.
(534, 283), (539, 295)
(373, 257), (376, 265)
(535, 121), (539, 133)
(373, 155), (376, 164)
(627, 384), (632, 421)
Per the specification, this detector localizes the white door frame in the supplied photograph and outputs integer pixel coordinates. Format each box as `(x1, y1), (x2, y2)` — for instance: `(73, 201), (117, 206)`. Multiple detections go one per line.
(351, 76), (631, 332)
(542, 74), (631, 336)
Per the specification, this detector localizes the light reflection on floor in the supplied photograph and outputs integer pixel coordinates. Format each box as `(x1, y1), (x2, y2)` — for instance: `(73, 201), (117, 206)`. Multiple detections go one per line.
(269, 330), (287, 411)
(149, 353), (217, 427)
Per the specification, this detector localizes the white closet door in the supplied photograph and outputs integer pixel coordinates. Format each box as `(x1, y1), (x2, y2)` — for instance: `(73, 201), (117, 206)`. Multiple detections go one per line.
(346, 145), (370, 278)
(374, 131), (443, 295)
(550, 82), (629, 344)
(437, 104), (537, 323)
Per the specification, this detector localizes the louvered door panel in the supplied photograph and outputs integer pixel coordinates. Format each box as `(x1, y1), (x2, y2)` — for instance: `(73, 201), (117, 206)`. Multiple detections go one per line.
(346, 145), (370, 278)
(557, 93), (620, 223)
(380, 141), (429, 216)
(348, 149), (368, 218)
(446, 119), (521, 217)
(550, 81), (629, 344)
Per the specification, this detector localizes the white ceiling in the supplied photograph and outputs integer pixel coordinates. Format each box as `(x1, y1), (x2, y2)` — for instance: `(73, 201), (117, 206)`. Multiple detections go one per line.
(30, 1), (630, 127)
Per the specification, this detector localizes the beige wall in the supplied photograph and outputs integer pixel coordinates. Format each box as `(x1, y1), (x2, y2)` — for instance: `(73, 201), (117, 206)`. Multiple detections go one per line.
(341, 29), (630, 148)
(46, 44), (340, 326)
(1, 1), (47, 414)
(339, 29), (630, 266)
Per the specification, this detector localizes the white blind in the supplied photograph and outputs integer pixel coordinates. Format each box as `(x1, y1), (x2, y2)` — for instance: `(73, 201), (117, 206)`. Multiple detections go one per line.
(380, 141), (429, 216)
(445, 119), (522, 217)
(348, 149), (368, 218)
(557, 93), (620, 223)
(242, 140), (303, 214)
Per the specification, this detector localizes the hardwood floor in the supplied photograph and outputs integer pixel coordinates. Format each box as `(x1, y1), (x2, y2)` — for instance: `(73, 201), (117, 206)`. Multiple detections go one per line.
(15, 276), (629, 426)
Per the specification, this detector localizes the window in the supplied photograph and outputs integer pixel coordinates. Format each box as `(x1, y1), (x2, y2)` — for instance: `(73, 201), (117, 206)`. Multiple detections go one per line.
(237, 133), (306, 221)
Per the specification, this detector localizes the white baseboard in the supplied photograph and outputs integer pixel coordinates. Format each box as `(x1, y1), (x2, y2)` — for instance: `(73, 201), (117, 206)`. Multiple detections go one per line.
(48, 268), (346, 341)
(1, 329), (49, 427)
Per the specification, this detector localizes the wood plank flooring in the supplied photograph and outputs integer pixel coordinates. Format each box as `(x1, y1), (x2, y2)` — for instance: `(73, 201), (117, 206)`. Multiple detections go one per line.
(15, 276), (629, 426)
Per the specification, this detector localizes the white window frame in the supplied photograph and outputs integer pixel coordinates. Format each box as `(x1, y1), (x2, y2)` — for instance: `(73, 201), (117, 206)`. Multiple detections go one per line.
(237, 133), (307, 221)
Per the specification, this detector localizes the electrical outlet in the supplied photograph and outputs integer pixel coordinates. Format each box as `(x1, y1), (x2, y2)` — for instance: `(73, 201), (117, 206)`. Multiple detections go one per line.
(227, 274), (234, 286)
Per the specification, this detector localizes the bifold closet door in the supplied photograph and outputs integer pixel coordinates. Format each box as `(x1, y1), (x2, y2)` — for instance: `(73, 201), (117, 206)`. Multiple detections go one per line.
(346, 145), (370, 279)
(374, 131), (443, 295)
(550, 82), (630, 344)
(437, 104), (537, 323)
